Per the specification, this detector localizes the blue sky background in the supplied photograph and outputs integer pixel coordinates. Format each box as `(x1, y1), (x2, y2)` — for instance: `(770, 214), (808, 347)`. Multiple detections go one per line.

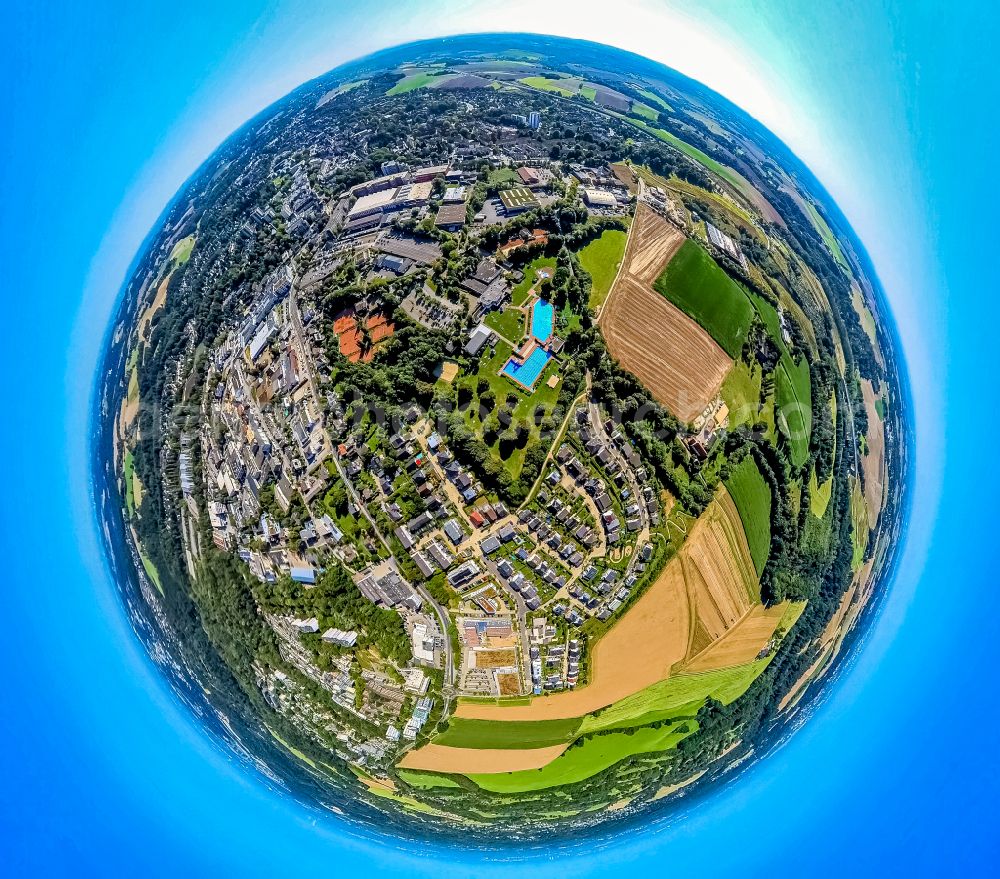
(2, 1), (998, 874)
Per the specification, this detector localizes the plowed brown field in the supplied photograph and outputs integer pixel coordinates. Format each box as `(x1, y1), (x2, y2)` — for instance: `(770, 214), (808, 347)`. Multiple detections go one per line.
(397, 742), (569, 774)
(599, 205), (731, 421)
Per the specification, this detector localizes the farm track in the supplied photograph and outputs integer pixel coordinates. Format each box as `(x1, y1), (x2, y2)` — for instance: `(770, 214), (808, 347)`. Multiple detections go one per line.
(599, 205), (731, 422)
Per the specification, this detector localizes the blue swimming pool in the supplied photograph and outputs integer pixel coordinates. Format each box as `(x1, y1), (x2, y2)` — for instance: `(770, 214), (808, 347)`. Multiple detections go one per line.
(531, 298), (555, 343)
(502, 347), (552, 389)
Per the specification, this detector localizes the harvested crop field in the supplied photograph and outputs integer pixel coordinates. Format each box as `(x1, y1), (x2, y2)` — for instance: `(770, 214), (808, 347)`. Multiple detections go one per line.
(397, 742), (569, 774)
(684, 600), (803, 673)
(455, 488), (755, 723)
(600, 206), (730, 421)
(682, 489), (760, 654)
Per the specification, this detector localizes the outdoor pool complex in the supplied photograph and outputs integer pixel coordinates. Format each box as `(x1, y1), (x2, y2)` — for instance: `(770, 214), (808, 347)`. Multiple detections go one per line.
(531, 298), (555, 343)
(503, 347), (552, 389)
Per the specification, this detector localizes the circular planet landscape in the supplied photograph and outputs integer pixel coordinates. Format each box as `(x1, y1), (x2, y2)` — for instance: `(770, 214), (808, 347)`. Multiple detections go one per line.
(95, 33), (909, 841)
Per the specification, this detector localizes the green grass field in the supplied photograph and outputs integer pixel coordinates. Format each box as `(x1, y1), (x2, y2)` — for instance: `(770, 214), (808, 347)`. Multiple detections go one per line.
(519, 75), (578, 97)
(579, 229), (628, 310)
(139, 546), (163, 595)
(123, 449), (135, 518)
(654, 239), (755, 358)
(484, 307), (526, 342)
(630, 101), (660, 121)
(466, 722), (697, 793)
(636, 88), (672, 111)
(387, 70), (447, 95)
(328, 79), (367, 98)
(850, 478), (869, 570)
(579, 660), (771, 736)
(725, 457), (772, 576)
(775, 355), (813, 467)
(397, 769), (462, 790)
(435, 716), (582, 750)
(720, 361), (761, 427)
(487, 167), (522, 187)
(801, 199), (848, 271)
(169, 235), (195, 266)
(511, 256), (556, 306)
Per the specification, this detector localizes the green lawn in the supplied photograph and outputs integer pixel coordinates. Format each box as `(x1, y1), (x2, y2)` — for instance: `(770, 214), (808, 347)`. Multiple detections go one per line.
(487, 168), (522, 187)
(511, 256), (556, 306)
(579, 229), (628, 310)
(617, 115), (747, 192)
(850, 478), (869, 570)
(775, 354), (813, 467)
(579, 85), (597, 101)
(725, 457), (772, 576)
(654, 239), (755, 358)
(434, 716), (582, 750)
(484, 307), (526, 342)
(329, 79), (367, 98)
(466, 722), (697, 793)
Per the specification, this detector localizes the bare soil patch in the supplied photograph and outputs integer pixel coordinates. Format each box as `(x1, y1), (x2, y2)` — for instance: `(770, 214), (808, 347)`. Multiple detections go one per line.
(398, 742), (569, 774)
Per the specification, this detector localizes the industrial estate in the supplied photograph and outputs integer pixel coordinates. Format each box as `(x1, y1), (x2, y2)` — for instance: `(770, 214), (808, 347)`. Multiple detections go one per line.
(104, 37), (904, 835)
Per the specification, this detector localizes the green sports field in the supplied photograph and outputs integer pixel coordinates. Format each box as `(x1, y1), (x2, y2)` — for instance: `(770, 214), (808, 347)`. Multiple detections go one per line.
(724, 457), (772, 576)
(654, 239), (755, 358)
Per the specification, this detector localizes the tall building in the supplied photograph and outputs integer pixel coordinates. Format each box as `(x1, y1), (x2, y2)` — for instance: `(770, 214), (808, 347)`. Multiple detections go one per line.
(528, 111), (541, 130)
